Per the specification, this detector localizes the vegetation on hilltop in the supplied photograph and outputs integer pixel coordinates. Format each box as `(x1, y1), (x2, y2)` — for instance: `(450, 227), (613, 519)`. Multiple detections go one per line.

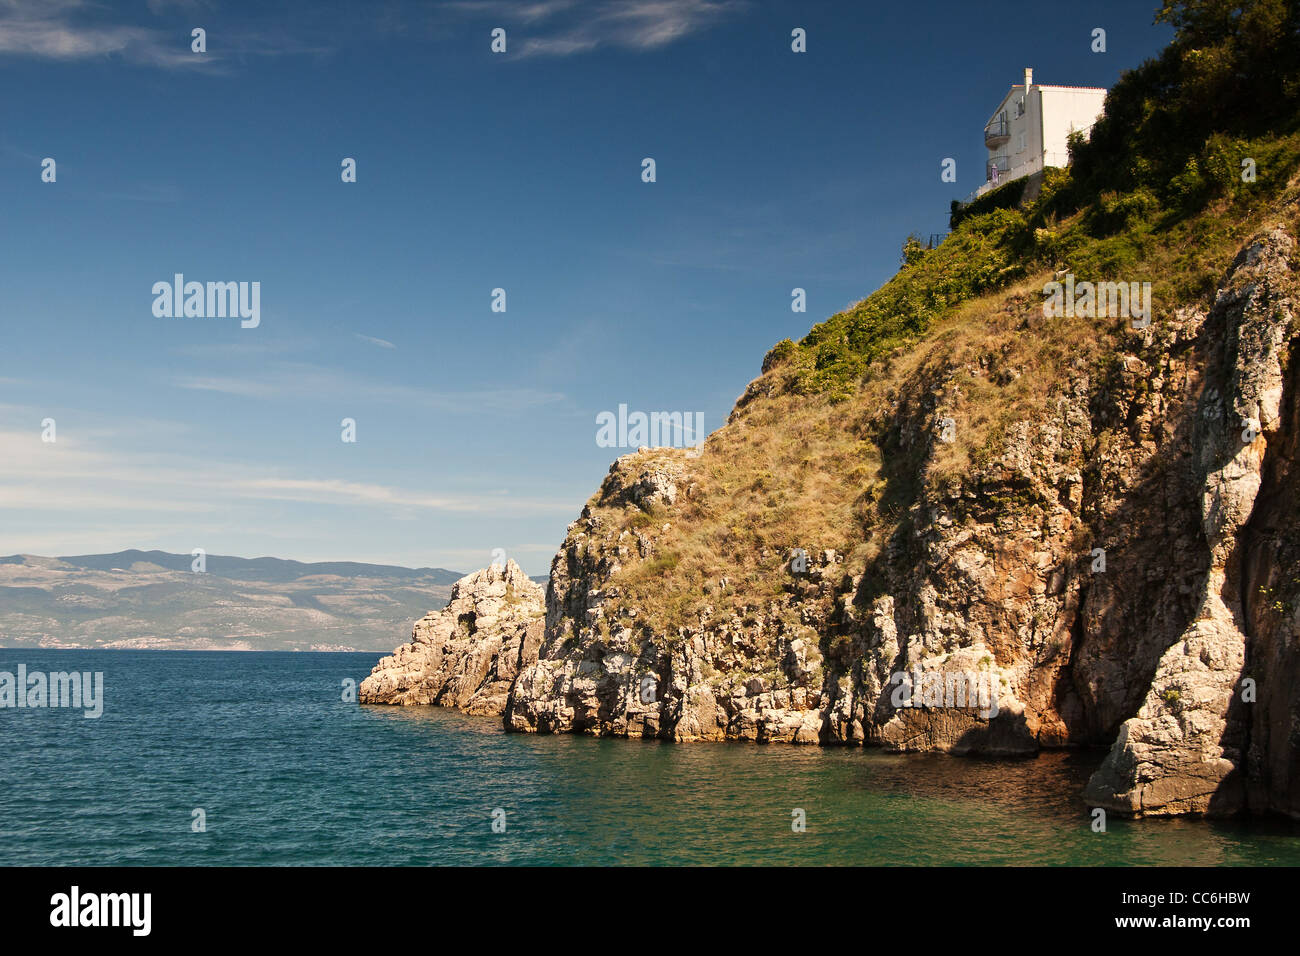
(764, 0), (1300, 401)
(591, 1), (1300, 640)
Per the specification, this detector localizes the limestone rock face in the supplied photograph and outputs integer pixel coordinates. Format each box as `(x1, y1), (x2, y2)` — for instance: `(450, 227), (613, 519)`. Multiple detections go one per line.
(358, 560), (544, 715)
(1084, 228), (1297, 815)
(498, 225), (1299, 817)
(367, 225), (1298, 818)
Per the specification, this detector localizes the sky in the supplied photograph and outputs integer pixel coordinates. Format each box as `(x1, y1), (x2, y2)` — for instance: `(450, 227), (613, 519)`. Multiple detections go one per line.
(0, 0), (1175, 576)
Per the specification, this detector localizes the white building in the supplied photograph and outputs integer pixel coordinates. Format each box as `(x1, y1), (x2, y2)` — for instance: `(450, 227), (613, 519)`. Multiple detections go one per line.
(974, 67), (1107, 200)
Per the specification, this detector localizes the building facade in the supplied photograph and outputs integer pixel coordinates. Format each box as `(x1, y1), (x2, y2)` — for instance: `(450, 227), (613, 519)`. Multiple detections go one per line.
(975, 68), (1107, 200)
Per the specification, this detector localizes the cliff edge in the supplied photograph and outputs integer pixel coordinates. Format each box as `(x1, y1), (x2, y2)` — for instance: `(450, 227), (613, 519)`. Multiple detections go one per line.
(361, 5), (1300, 816)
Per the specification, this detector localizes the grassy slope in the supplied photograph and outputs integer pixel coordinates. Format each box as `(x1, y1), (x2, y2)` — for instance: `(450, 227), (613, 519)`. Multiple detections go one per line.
(588, 3), (1300, 643)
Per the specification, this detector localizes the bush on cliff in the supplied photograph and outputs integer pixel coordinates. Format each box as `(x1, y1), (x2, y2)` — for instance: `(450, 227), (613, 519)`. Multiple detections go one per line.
(768, 0), (1300, 405)
(599, 0), (1300, 641)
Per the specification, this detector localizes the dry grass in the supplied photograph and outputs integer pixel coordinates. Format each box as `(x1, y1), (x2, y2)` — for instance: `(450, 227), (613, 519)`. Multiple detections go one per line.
(596, 391), (874, 637)
(591, 273), (1114, 637)
(583, 149), (1300, 642)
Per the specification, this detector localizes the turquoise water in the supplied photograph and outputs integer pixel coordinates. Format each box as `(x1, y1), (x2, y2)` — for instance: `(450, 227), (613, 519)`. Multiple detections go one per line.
(2, 650), (1298, 866)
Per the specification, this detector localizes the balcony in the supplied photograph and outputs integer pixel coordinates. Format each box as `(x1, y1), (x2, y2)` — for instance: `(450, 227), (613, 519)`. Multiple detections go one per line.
(961, 150), (1073, 204)
(984, 115), (1010, 148)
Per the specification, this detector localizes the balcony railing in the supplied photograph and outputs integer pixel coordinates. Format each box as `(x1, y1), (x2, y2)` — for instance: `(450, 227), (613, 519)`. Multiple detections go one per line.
(984, 115), (1010, 147)
(986, 155), (1011, 180)
(960, 150), (1074, 204)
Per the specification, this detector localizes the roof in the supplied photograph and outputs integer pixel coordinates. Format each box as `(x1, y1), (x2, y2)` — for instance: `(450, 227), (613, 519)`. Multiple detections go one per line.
(985, 82), (1107, 125)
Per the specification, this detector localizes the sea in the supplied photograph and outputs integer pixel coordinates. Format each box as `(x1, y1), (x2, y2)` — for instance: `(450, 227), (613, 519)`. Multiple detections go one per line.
(3, 649), (1298, 866)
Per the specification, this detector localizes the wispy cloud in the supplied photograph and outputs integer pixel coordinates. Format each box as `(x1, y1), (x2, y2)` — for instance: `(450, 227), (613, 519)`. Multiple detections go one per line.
(354, 333), (396, 350)
(0, 427), (574, 517)
(443, 0), (746, 57)
(169, 361), (567, 413)
(0, 0), (332, 68)
(171, 375), (278, 399)
(239, 478), (573, 514)
(0, 0), (209, 68)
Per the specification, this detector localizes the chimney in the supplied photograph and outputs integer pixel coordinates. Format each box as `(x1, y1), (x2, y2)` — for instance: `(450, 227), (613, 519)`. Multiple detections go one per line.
(1024, 67), (1034, 91)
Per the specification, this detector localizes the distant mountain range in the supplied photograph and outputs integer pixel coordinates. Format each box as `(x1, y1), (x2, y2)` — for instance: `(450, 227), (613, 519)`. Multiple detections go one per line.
(15, 550), (465, 584)
(0, 550), (535, 651)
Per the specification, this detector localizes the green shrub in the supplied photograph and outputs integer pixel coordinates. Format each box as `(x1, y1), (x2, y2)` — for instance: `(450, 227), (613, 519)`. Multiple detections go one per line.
(900, 234), (929, 267)
(761, 338), (797, 373)
(758, 0), (1300, 403)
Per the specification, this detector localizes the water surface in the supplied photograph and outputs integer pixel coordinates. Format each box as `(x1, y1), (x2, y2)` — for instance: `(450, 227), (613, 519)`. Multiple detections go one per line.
(2, 650), (1297, 865)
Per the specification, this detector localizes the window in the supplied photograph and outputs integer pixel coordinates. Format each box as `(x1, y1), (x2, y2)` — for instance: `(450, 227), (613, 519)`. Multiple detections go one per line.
(1018, 131), (1026, 153)
(1016, 96), (1025, 117)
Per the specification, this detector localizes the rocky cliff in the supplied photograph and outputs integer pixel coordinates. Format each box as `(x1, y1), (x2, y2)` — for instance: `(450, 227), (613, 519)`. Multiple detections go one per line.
(363, 212), (1298, 816)
(502, 221), (1296, 799)
(1084, 228), (1299, 816)
(362, 9), (1300, 815)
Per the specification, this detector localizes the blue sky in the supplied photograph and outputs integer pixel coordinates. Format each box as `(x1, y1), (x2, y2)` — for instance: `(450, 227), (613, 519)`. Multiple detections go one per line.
(0, 0), (1173, 575)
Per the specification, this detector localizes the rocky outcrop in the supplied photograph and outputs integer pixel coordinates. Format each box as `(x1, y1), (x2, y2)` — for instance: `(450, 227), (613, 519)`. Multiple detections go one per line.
(503, 446), (1042, 750)
(498, 224), (1298, 816)
(358, 560), (544, 715)
(364, 224), (1298, 818)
